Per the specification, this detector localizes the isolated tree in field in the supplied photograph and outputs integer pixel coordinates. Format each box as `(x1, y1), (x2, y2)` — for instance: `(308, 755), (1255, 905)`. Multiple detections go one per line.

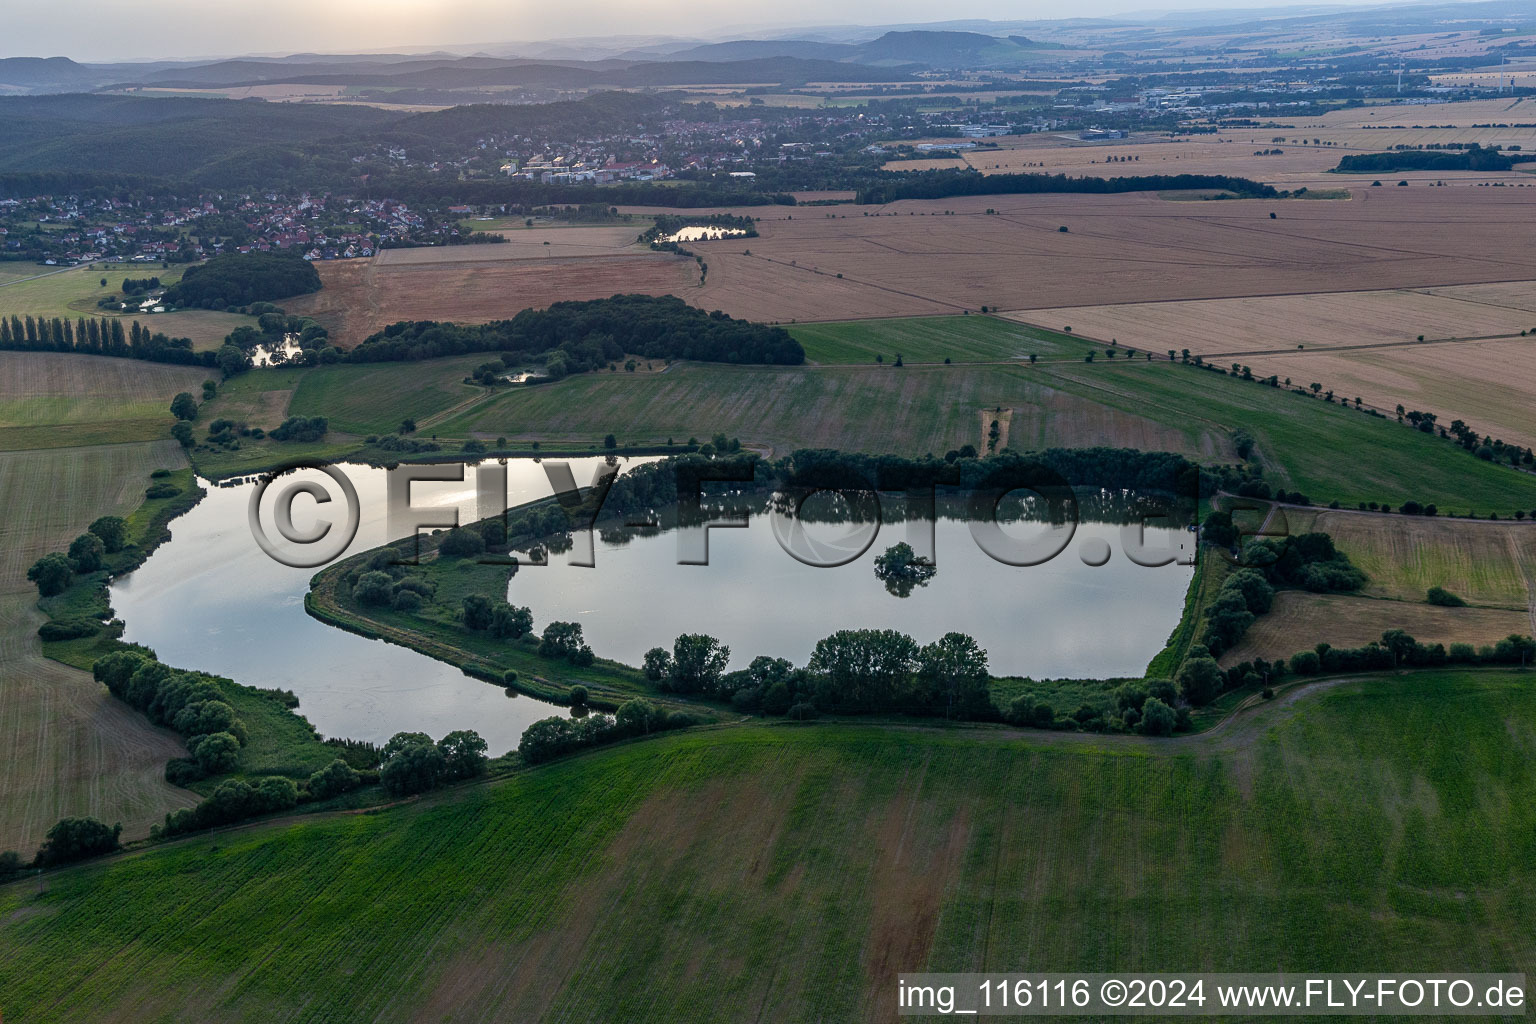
(170, 392), (198, 421)
(67, 533), (106, 573)
(88, 515), (128, 553)
(27, 553), (72, 596)
(33, 817), (121, 868)
(1177, 656), (1222, 707)
(603, 433), (617, 449)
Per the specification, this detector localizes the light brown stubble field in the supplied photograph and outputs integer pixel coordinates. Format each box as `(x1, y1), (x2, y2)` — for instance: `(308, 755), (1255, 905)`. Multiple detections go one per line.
(285, 250), (699, 348)
(686, 187), (1536, 323)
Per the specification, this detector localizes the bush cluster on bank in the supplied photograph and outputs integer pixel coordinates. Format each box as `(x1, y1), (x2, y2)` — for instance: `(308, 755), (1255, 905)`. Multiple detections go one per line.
(94, 651), (253, 784)
(519, 700), (695, 764)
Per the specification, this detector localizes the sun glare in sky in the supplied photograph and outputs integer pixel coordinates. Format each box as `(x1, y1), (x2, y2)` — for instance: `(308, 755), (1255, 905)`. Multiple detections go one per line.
(7, 0), (1418, 61)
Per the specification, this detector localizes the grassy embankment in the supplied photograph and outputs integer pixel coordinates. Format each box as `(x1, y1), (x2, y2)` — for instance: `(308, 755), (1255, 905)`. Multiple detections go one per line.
(1, 669), (1533, 1022)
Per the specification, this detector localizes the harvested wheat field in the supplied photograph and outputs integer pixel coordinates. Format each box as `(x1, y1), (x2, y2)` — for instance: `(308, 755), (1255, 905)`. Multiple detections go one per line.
(1310, 97), (1536, 129)
(286, 250), (699, 348)
(379, 225), (644, 263)
(1218, 591), (1532, 668)
(1242, 335), (1536, 451)
(0, 442), (199, 852)
(0, 352), (207, 451)
(955, 136), (1348, 182)
(1009, 285), (1536, 356)
(1285, 510), (1536, 610)
(689, 187), (1536, 324)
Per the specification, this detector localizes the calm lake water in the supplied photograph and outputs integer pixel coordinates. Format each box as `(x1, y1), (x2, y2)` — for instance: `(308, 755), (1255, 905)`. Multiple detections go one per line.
(112, 458), (1194, 754)
(111, 457), (647, 756)
(507, 498), (1195, 678)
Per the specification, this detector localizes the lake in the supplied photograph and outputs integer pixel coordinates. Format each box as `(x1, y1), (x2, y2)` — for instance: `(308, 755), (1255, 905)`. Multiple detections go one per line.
(111, 457), (648, 756)
(506, 493), (1196, 679)
(111, 458), (1195, 754)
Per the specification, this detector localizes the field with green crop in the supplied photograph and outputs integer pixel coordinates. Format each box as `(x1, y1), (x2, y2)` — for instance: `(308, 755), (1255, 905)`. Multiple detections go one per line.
(1287, 509), (1536, 609)
(0, 264), (254, 350)
(791, 316), (1095, 365)
(1, 670), (1533, 1022)
(287, 355), (488, 435)
(0, 352), (207, 452)
(426, 348), (1536, 512)
(436, 361), (1219, 461)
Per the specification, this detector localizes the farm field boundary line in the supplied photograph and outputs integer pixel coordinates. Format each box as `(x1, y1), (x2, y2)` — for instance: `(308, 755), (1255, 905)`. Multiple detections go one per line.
(739, 252), (969, 312)
(996, 274), (1536, 312)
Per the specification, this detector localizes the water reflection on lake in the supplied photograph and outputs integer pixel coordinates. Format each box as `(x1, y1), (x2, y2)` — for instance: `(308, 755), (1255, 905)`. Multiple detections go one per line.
(111, 457), (1195, 754)
(506, 497), (1195, 679)
(110, 457), (649, 756)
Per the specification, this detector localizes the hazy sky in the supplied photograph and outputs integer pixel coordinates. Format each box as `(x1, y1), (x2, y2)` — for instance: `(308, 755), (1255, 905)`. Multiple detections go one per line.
(7, 0), (1411, 62)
